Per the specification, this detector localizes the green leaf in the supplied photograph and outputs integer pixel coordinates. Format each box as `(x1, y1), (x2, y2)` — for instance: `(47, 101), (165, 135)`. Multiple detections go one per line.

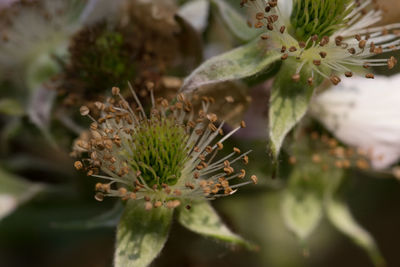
(51, 201), (123, 230)
(326, 199), (385, 267)
(177, 200), (255, 250)
(181, 38), (280, 93)
(281, 167), (324, 240)
(115, 201), (173, 267)
(269, 61), (318, 159)
(0, 98), (24, 116)
(210, 0), (261, 42)
(0, 167), (44, 221)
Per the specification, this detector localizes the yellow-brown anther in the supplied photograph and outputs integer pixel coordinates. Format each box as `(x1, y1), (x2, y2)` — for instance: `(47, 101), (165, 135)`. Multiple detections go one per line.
(80, 106), (90, 116)
(255, 21), (264, 28)
(313, 59), (321, 66)
(366, 73), (375, 79)
(345, 71), (353, 77)
(154, 201), (162, 208)
(217, 142), (223, 150)
(239, 169), (246, 179)
(256, 12), (264, 20)
(243, 155), (249, 164)
(388, 56), (397, 69)
(292, 73), (301, 82)
(74, 161), (83, 170)
(319, 52), (327, 58)
(330, 75), (341, 85)
(119, 187), (128, 196)
(240, 120), (247, 128)
(250, 175), (258, 184)
(95, 192), (104, 202)
(233, 147), (241, 154)
(111, 87), (120, 95)
(145, 201), (153, 210)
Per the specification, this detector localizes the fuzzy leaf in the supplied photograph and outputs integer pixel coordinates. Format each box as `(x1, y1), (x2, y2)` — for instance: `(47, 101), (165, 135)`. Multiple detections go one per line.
(181, 38), (280, 93)
(178, 201), (255, 249)
(281, 167), (324, 240)
(114, 201), (173, 267)
(211, 0), (261, 42)
(0, 167), (44, 221)
(326, 199), (385, 267)
(269, 61), (317, 159)
(52, 202), (123, 229)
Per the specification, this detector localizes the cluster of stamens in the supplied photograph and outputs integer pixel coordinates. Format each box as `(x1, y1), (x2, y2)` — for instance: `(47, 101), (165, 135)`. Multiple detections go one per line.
(289, 131), (372, 171)
(73, 85), (257, 210)
(241, 0), (399, 85)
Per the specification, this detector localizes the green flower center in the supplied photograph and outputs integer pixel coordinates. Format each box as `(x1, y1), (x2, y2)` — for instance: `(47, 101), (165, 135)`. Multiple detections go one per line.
(290, 0), (353, 41)
(128, 117), (189, 187)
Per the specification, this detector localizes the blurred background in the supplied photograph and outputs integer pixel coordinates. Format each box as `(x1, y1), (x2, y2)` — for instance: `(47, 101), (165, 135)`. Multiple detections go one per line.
(1, 0), (400, 266)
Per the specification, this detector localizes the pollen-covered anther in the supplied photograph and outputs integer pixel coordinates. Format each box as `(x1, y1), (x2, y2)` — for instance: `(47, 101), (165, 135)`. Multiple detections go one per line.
(166, 200), (181, 209)
(330, 75), (341, 85)
(292, 73), (301, 82)
(250, 175), (258, 184)
(74, 161), (83, 170)
(366, 73), (375, 79)
(80, 106), (90, 116)
(238, 169), (246, 179)
(388, 56), (398, 70)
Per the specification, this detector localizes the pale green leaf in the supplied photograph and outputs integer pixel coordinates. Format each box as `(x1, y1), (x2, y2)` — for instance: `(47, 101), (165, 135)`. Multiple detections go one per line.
(269, 61), (317, 159)
(115, 201), (173, 267)
(52, 202), (123, 229)
(0, 167), (44, 221)
(326, 199), (385, 267)
(178, 200), (255, 249)
(181, 38), (280, 93)
(211, 0), (261, 42)
(281, 167), (324, 240)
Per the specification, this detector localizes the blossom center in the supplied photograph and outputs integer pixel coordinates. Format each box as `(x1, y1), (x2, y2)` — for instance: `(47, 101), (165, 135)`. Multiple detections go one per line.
(128, 116), (189, 187)
(290, 0), (353, 41)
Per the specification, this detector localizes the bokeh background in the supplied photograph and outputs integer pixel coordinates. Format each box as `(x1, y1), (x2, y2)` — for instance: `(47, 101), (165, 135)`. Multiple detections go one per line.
(1, 0), (400, 266)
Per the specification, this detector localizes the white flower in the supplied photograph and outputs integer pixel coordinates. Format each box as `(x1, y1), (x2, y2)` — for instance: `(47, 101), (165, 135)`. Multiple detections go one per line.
(74, 86), (257, 210)
(311, 74), (400, 169)
(242, 0), (399, 85)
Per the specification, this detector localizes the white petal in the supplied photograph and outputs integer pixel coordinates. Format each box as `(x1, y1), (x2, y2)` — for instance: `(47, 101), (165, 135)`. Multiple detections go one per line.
(311, 75), (400, 169)
(178, 0), (209, 33)
(277, 0), (293, 25)
(0, 195), (18, 221)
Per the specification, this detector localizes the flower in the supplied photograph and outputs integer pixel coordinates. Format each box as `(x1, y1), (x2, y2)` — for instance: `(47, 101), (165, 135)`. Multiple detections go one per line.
(310, 74), (400, 169)
(242, 0), (399, 85)
(74, 86), (257, 210)
(0, 0), (119, 89)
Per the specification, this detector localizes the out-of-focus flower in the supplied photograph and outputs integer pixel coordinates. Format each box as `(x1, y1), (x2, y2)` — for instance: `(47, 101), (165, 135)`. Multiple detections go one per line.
(57, 0), (202, 108)
(311, 74), (400, 169)
(243, 0), (399, 85)
(74, 87), (257, 208)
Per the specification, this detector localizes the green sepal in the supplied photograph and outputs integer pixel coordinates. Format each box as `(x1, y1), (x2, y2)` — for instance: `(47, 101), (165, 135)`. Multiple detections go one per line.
(281, 165), (324, 240)
(269, 61), (320, 159)
(114, 200), (173, 267)
(181, 38), (281, 93)
(177, 200), (256, 250)
(210, 0), (261, 42)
